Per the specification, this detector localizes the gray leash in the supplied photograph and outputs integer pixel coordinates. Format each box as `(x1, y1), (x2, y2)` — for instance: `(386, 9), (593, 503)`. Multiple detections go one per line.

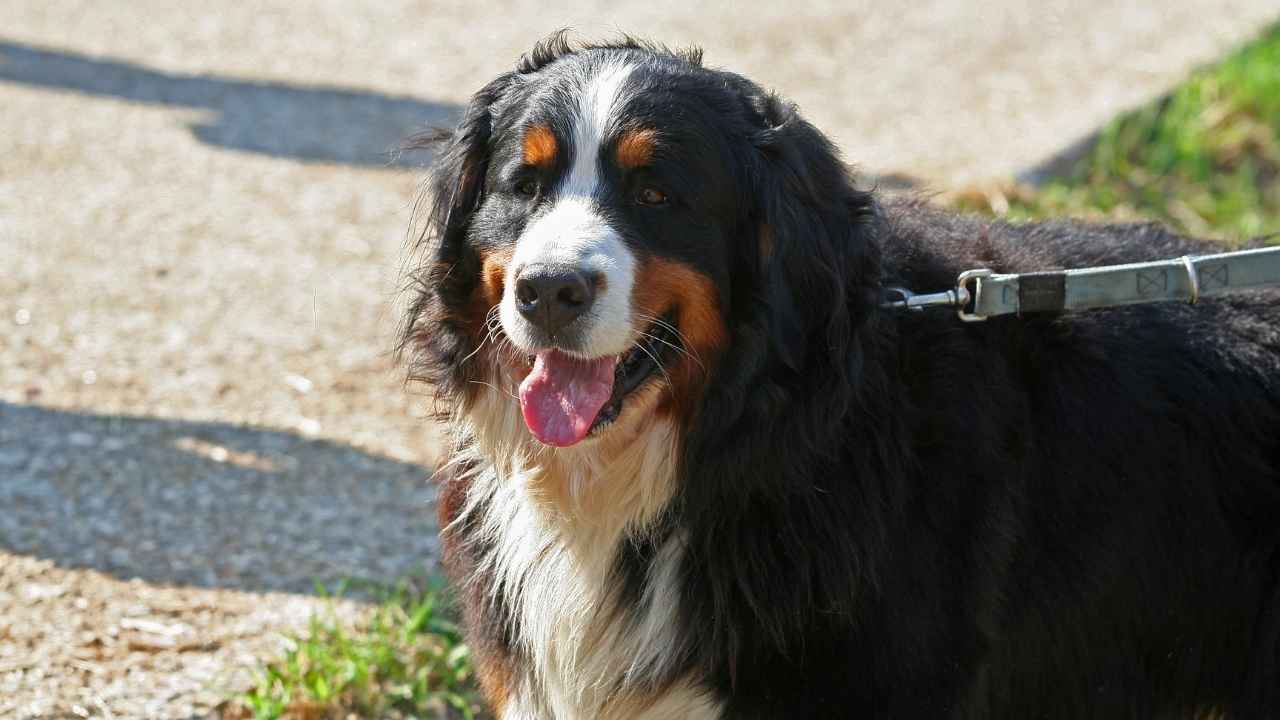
(882, 245), (1280, 322)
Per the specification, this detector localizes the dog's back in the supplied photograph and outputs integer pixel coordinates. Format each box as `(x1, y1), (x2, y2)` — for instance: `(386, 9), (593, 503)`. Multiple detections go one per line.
(860, 198), (1280, 719)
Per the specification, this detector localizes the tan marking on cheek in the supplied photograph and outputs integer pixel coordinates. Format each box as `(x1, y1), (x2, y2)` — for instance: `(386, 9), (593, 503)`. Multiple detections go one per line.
(470, 248), (534, 388)
(759, 224), (774, 266)
(616, 128), (657, 169)
(632, 257), (728, 417)
(522, 124), (557, 169)
(480, 250), (510, 310)
(462, 248), (512, 347)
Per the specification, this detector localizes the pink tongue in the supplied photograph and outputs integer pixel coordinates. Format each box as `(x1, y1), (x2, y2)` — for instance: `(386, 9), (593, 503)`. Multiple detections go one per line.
(519, 350), (617, 447)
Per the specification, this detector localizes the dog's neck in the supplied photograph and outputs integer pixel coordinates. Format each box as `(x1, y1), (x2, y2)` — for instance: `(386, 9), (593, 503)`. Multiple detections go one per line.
(452, 383), (701, 717)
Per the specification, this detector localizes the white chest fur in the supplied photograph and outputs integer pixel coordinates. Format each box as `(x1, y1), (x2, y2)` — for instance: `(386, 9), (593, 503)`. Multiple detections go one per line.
(455, 388), (722, 719)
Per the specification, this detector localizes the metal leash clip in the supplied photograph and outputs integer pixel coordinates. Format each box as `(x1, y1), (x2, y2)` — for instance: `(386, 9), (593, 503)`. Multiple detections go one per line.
(881, 284), (972, 313)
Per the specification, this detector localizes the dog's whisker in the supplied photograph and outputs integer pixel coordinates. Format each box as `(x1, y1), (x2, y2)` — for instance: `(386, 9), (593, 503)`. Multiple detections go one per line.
(639, 329), (706, 377)
(483, 307), (527, 367)
(633, 316), (706, 377)
(631, 338), (674, 392)
(467, 379), (519, 402)
(634, 312), (706, 373)
(484, 322), (504, 348)
(484, 306), (503, 333)
(459, 323), (493, 367)
(481, 311), (501, 345)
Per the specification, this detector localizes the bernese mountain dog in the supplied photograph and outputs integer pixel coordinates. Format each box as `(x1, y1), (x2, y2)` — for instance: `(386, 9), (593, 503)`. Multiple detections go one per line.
(400, 33), (1280, 719)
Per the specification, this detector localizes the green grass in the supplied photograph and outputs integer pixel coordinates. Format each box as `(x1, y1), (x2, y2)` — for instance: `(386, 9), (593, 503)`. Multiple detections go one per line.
(955, 22), (1280, 242)
(230, 579), (486, 720)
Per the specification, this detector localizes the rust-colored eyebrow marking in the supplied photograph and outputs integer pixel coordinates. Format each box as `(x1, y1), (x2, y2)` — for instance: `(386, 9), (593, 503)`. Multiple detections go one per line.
(522, 124), (558, 169)
(616, 128), (657, 169)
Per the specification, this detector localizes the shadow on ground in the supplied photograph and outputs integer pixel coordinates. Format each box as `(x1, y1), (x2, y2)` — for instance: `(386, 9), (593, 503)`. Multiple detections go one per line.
(0, 39), (460, 167)
(0, 402), (439, 595)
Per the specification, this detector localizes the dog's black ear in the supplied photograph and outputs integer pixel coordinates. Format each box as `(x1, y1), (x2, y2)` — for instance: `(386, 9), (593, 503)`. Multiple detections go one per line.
(414, 73), (514, 253)
(399, 75), (514, 399)
(749, 94), (878, 375)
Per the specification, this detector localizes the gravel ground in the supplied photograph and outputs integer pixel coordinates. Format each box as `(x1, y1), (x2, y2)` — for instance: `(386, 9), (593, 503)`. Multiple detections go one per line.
(0, 554), (364, 720)
(2, 1), (1276, 717)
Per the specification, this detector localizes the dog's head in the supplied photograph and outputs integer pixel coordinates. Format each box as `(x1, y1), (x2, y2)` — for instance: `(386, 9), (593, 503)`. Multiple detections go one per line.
(403, 34), (878, 461)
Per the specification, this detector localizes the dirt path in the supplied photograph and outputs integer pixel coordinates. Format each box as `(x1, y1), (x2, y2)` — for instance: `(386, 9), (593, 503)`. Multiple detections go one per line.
(2, 1), (1276, 717)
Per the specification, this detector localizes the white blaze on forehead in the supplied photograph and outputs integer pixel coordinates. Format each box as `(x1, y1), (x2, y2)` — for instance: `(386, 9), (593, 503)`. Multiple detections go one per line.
(564, 59), (636, 197)
(502, 60), (638, 357)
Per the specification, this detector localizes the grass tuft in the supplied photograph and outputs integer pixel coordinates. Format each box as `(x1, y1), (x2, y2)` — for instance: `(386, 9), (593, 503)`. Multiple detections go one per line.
(228, 579), (486, 720)
(954, 22), (1280, 242)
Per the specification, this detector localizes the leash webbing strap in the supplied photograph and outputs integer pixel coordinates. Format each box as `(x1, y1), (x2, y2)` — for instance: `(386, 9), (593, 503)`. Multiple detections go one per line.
(961, 246), (1280, 320)
(882, 246), (1280, 321)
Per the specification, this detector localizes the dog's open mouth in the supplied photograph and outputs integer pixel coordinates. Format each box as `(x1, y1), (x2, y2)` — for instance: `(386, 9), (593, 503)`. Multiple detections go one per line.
(517, 315), (679, 447)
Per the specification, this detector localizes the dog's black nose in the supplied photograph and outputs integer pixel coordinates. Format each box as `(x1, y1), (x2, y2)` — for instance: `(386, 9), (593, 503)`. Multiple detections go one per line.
(514, 264), (596, 337)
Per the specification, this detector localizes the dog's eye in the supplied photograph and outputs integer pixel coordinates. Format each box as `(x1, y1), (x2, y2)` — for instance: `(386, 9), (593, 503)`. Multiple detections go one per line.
(636, 186), (668, 206)
(515, 179), (539, 197)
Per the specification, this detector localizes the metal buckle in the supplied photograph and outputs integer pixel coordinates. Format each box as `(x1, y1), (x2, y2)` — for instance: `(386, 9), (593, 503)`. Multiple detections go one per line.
(1181, 255), (1200, 305)
(956, 269), (993, 322)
